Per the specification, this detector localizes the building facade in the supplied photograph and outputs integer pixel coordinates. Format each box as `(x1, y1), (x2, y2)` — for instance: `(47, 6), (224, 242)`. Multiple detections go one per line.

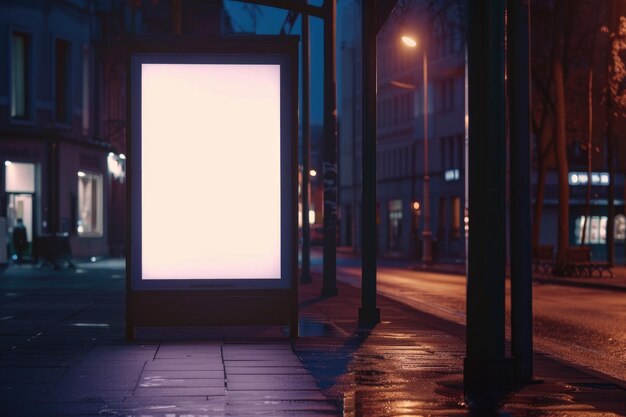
(339, 0), (467, 261)
(337, 0), (626, 263)
(1, 0), (111, 260)
(1, 0), (232, 262)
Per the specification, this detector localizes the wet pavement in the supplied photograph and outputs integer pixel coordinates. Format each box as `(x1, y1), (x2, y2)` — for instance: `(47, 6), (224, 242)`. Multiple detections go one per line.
(0, 259), (625, 416)
(295, 273), (626, 417)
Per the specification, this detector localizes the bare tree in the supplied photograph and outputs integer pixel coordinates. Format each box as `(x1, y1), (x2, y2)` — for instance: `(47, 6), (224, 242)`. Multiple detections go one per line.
(606, 2), (626, 265)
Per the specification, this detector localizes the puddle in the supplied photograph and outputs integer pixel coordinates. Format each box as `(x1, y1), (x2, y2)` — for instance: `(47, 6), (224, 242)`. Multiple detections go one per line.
(299, 317), (341, 337)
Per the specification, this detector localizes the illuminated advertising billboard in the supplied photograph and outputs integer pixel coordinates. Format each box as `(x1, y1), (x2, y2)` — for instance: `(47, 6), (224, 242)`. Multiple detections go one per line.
(126, 38), (298, 334)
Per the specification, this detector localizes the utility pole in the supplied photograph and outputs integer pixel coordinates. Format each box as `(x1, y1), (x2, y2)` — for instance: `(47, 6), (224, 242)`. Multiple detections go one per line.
(465, 0), (511, 410)
(359, 0), (380, 324)
(507, 0), (533, 382)
(301, 6), (312, 284)
(322, 0), (338, 296)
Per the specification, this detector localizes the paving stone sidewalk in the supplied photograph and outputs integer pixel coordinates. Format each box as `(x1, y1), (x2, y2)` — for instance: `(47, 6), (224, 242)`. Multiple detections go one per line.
(1, 262), (625, 416)
(0, 265), (335, 417)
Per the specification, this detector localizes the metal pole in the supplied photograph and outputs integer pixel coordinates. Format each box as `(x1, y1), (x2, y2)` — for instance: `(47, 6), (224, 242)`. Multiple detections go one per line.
(322, 0), (338, 296)
(421, 49), (432, 265)
(464, 0), (511, 409)
(464, 47), (469, 270)
(507, 0), (533, 382)
(359, 0), (380, 324)
(301, 8), (312, 284)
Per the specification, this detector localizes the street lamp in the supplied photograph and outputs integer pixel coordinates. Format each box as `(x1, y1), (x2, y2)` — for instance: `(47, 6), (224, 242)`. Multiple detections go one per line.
(402, 34), (432, 264)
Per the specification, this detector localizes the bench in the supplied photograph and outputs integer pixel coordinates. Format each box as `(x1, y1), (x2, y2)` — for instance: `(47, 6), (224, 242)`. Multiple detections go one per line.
(32, 234), (76, 270)
(532, 245), (554, 275)
(560, 246), (613, 278)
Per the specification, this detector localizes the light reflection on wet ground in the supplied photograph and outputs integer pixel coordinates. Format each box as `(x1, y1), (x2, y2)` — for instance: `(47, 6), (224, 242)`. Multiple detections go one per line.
(296, 289), (626, 417)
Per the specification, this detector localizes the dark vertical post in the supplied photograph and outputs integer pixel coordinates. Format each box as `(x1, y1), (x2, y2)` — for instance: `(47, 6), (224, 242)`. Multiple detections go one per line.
(464, 0), (511, 409)
(322, 0), (338, 296)
(507, 0), (533, 382)
(50, 138), (59, 234)
(172, 0), (182, 35)
(421, 49), (432, 264)
(126, 54), (134, 341)
(301, 9), (312, 284)
(607, 2), (615, 266)
(359, 0), (380, 324)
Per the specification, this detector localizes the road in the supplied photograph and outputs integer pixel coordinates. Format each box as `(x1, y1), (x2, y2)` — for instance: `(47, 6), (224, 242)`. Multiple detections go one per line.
(309, 249), (626, 384)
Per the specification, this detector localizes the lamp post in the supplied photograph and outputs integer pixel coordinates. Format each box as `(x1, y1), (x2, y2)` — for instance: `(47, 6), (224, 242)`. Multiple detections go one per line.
(402, 35), (432, 264)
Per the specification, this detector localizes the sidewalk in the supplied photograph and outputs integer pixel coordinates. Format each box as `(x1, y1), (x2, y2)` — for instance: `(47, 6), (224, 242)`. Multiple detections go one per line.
(296, 273), (626, 416)
(0, 262), (625, 416)
(0, 263), (335, 417)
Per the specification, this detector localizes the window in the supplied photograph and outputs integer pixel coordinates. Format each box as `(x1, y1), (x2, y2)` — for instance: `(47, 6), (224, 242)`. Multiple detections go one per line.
(415, 83), (434, 116)
(440, 78), (455, 112)
(575, 216), (607, 244)
(440, 136), (447, 170)
(457, 135), (464, 168)
(82, 47), (90, 132)
(77, 171), (103, 237)
(55, 39), (71, 123)
(393, 96), (399, 123)
(11, 32), (31, 119)
(614, 214), (625, 241)
(437, 197), (447, 240)
(451, 197), (461, 238)
(388, 199), (403, 252)
(5, 162), (35, 193)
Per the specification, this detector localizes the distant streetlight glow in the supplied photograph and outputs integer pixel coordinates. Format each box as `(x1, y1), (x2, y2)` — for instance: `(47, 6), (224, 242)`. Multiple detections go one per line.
(309, 169), (317, 177)
(77, 171), (86, 177)
(411, 201), (420, 211)
(118, 154), (126, 160)
(401, 35), (417, 48)
(403, 33), (433, 264)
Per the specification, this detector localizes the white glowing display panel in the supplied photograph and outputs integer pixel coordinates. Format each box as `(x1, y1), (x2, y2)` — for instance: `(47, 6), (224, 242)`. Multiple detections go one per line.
(140, 63), (281, 280)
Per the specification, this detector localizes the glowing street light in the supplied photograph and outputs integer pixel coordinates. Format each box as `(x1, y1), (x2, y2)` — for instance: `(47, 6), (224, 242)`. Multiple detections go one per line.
(401, 35), (417, 48)
(402, 33), (432, 264)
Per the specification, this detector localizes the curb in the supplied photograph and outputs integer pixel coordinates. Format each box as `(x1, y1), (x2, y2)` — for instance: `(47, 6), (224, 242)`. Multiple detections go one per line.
(408, 265), (626, 292)
(532, 276), (626, 292)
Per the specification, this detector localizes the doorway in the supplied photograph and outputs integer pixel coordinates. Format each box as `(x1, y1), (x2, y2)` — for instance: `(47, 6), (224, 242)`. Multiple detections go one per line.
(5, 162), (36, 260)
(7, 194), (34, 257)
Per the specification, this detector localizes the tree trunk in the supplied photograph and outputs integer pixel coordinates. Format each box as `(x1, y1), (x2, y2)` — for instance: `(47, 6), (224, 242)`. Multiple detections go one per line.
(532, 121), (551, 253)
(607, 134), (615, 265)
(606, 10), (615, 265)
(606, 0), (626, 266)
(552, 11), (570, 270)
(581, 68), (592, 246)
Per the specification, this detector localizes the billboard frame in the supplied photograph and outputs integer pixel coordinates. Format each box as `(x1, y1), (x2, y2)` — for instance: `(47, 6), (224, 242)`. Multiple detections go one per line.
(126, 36), (299, 339)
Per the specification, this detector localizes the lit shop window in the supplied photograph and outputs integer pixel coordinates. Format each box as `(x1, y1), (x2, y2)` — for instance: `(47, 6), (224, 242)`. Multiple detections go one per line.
(451, 197), (461, 238)
(77, 171), (103, 237)
(575, 216), (607, 244)
(616, 215), (626, 241)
